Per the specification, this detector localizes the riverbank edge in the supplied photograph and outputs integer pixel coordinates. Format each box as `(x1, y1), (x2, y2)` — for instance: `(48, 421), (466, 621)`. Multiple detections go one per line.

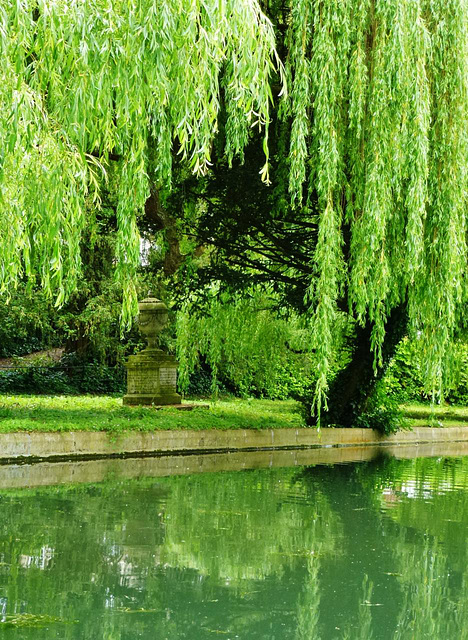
(1, 426), (468, 464)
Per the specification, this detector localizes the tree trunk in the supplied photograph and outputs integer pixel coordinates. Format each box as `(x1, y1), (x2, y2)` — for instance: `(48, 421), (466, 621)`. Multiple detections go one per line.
(144, 190), (184, 276)
(307, 305), (408, 427)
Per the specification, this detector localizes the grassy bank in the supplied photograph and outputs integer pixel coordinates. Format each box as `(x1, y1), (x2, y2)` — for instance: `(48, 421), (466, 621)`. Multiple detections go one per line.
(401, 403), (468, 428)
(0, 395), (467, 434)
(0, 395), (303, 433)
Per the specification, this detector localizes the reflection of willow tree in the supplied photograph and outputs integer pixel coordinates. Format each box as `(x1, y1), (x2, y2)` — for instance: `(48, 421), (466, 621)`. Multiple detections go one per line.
(381, 457), (468, 568)
(456, 549), (468, 639)
(294, 547), (322, 640)
(379, 457), (468, 640)
(391, 536), (468, 639)
(298, 457), (468, 639)
(341, 576), (374, 640)
(2, 459), (468, 639)
(298, 461), (403, 638)
(155, 469), (342, 638)
(0, 483), (169, 639)
(334, 540), (468, 640)
(0, 470), (342, 639)
(341, 456), (468, 640)
(158, 469), (341, 584)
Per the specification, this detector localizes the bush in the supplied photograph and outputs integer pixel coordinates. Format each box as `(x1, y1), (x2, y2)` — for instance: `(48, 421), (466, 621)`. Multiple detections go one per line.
(383, 337), (468, 405)
(0, 367), (74, 394)
(382, 338), (427, 402)
(185, 365), (221, 396)
(445, 343), (468, 405)
(351, 392), (408, 435)
(0, 355), (125, 395)
(0, 290), (57, 358)
(66, 362), (126, 394)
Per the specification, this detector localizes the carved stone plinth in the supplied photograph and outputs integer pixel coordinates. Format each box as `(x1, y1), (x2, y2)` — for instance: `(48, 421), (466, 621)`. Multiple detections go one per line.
(123, 350), (181, 406)
(123, 296), (182, 407)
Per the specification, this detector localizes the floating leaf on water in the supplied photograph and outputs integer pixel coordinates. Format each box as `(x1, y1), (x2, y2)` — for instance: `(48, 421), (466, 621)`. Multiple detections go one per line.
(1, 613), (77, 628)
(115, 607), (158, 614)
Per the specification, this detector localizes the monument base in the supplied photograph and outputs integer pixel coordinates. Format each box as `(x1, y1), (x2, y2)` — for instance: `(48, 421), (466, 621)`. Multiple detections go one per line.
(123, 348), (182, 407)
(122, 401), (209, 410)
(123, 393), (182, 406)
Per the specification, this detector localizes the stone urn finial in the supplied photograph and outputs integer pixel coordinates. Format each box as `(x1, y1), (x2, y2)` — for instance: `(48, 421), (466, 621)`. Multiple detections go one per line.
(138, 296), (168, 351)
(124, 294), (182, 406)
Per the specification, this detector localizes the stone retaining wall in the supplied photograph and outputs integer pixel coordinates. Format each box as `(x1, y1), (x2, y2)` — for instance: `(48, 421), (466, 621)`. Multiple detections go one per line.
(1, 439), (468, 490)
(1, 426), (468, 463)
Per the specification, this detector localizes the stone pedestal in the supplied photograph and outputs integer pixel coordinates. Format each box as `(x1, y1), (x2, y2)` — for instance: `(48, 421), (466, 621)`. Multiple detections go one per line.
(123, 350), (182, 406)
(123, 296), (182, 407)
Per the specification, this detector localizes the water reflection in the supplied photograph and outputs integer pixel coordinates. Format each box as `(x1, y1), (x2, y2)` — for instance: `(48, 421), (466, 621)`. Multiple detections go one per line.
(0, 456), (468, 638)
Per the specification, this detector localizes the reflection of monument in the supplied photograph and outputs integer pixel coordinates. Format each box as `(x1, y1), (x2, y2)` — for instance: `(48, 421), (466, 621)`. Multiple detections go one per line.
(123, 296), (182, 406)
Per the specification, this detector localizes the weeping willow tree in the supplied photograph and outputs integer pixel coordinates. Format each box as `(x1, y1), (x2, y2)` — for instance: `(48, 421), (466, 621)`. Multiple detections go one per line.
(172, 0), (463, 425)
(177, 0), (467, 424)
(0, 0), (280, 323)
(280, 0), (467, 421)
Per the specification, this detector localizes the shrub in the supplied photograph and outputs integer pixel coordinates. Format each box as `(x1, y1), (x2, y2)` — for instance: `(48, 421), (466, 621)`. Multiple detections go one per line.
(0, 355), (125, 395)
(352, 393), (409, 435)
(383, 337), (468, 405)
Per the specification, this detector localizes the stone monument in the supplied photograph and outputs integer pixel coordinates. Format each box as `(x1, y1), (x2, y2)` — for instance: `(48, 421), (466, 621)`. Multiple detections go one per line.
(123, 296), (182, 406)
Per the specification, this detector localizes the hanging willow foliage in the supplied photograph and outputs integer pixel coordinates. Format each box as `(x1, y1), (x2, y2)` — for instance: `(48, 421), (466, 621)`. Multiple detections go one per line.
(283, 0), (467, 413)
(0, 0), (280, 323)
(176, 291), (312, 397)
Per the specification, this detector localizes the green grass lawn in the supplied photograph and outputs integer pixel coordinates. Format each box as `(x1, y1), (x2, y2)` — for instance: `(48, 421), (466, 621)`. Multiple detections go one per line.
(0, 395), (466, 433)
(401, 403), (468, 428)
(0, 395), (304, 433)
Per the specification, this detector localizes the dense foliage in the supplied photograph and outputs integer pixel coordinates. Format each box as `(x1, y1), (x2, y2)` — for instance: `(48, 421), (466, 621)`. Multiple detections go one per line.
(0, 0), (280, 324)
(172, 0), (467, 420)
(384, 337), (468, 406)
(177, 290), (315, 398)
(282, 0), (467, 357)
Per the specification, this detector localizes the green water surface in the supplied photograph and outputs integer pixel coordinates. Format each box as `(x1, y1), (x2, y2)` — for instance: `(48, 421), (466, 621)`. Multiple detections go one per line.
(1, 455), (468, 639)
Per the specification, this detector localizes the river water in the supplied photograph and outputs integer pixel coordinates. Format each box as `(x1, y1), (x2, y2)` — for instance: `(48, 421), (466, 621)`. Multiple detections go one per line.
(1, 452), (468, 638)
